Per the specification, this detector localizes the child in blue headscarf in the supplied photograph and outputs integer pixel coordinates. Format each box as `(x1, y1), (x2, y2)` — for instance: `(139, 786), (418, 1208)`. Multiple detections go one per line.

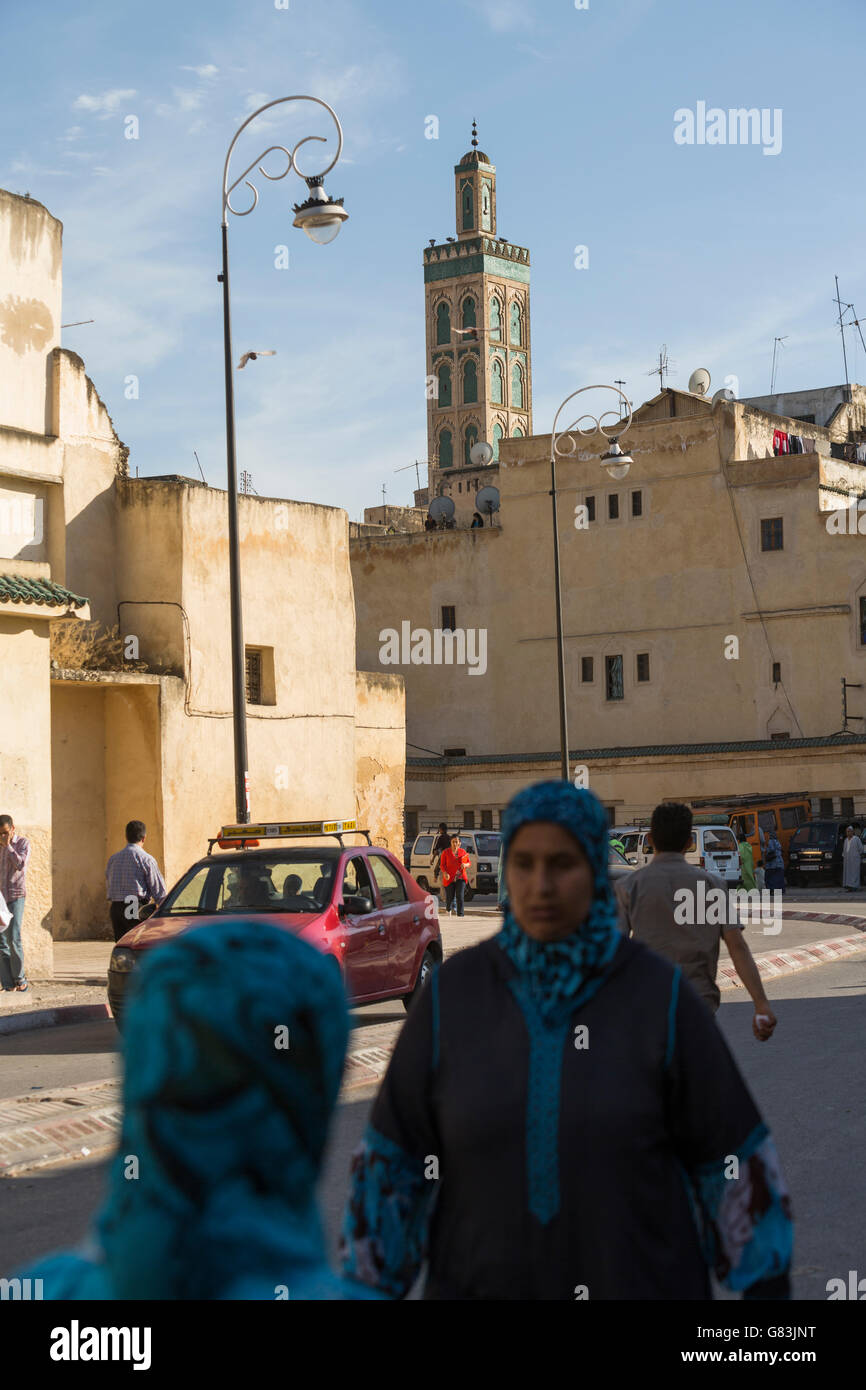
(341, 780), (793, 1300)
(16, 921), (378, 1300)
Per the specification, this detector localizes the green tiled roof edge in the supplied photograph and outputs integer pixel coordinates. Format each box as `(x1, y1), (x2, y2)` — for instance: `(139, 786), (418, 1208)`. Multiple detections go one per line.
(0, 574), (89, 608)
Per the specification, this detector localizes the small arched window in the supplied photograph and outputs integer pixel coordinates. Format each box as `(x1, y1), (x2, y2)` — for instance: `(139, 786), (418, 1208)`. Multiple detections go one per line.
(437, 362), (451, 407)
(492, 423), (504, 460)
(464, 424), (478, 467)
(463, 357), (478, 404)
(490, 357), (504, 405)
(461, 296), (477, 330)
(462, 184), (474, 231)
(511, 362), (524, 409)
(509, 301), (522, 345)
(489, 298), (501, 337)
(439, 428), (453, 469)
(436, 301), (451, 345)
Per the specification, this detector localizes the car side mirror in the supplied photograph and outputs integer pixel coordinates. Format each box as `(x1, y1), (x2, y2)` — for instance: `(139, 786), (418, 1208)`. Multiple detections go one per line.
(343, 893), (373, 916)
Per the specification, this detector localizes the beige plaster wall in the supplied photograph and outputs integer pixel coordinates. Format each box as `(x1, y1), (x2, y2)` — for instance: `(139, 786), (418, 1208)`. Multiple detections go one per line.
(354, 670), (406, 851)
(0, 191), (61, 437)
(351, 408), (866, 763)
(1, 617), (53, 975)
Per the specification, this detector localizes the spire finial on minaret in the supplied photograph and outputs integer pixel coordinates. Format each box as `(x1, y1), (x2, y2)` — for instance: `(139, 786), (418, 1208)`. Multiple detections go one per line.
(471, 120), (478, 150)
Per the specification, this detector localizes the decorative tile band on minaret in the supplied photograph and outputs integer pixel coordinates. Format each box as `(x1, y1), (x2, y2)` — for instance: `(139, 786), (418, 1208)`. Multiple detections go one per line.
(423, 128), (532, 518)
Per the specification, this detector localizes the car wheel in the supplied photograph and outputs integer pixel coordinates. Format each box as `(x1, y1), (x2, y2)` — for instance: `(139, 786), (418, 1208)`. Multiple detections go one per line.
(417, 875), (429, 892)
(402, 949), (436, 1013)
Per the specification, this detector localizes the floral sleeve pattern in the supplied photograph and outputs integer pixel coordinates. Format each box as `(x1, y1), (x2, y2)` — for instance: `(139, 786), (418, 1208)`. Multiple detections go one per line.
(689, 1123), (793, 1293)
(339, 1126), (436, 1298)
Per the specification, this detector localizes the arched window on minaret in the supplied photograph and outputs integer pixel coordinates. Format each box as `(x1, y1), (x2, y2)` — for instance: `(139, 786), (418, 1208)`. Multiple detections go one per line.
(464, 424), (478, 467)
(489, 297), (502, 338)
(461, 296), (477, 330)
(510, 301), (522, 345)
(437, 362), (452, 407)
(439, 428), (453, 469)
(512, 424), (525, 438)
(492, 423), (504, 460)
(436, 301), (451, 346)
(463, 357), (478, 404)
(491, 357), (504, 405)
(511, 362), (524, 409)
(462, 183), (474, 231)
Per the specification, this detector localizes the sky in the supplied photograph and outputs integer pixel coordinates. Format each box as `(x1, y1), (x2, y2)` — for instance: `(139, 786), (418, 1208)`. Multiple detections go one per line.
(3, 0), (865, 520)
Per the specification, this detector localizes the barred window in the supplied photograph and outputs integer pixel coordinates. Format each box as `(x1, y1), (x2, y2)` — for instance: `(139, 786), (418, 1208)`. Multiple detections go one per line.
(761, 517), (783, 551)
(605, 654), (624, 700)
(636, 653), (650, 682)
(581, 656), (594, 683)
(245, 649), (262, 705)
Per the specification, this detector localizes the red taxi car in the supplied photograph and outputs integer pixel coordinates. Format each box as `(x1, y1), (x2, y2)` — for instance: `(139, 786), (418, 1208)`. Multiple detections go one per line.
(108, 820), (442, 1028)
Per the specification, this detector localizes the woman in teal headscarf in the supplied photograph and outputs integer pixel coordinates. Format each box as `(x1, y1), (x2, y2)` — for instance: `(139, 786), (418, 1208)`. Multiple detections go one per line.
(17, 920), (376, 1300)
(341, 780), (793, 1300)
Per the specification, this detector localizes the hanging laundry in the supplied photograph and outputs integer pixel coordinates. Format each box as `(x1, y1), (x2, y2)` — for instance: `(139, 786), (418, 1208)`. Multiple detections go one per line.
(773, 429), (789, 455)
(803, 438), (816, 454)
(856, 443), (866, 463)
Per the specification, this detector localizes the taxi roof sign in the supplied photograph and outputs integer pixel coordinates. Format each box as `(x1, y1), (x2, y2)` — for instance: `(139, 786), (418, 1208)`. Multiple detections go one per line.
(208, 818), (368, 854)
(219, 819), (358, 839)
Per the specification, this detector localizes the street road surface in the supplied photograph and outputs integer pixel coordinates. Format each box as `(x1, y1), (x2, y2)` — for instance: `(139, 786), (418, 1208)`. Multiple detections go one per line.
(1, 950), (864, 1298)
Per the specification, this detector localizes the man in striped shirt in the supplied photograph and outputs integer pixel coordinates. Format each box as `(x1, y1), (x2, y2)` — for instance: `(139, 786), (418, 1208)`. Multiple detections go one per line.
(106, 821), (167, 942)
(0, 814), (30, 992)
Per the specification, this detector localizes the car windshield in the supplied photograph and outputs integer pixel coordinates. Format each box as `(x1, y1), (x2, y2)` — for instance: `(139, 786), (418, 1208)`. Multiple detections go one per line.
(704, 829), (737, 853)
(608, 845), (630, 866)
(159, 856), (339, 915)
(474, 834), (501, 857)
(791, 824), (837, 848)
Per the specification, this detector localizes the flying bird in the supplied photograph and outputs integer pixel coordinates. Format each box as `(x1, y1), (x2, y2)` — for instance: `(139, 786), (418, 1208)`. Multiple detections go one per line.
(238, 350), (276, 369)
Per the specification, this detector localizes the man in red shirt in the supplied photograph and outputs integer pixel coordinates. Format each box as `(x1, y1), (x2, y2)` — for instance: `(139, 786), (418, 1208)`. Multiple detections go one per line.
(440, 835), (471, 917)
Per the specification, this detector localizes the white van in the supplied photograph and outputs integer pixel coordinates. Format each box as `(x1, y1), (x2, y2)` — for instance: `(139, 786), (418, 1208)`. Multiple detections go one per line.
(637, 823), (740, 883)
(410, 829), (502, 899)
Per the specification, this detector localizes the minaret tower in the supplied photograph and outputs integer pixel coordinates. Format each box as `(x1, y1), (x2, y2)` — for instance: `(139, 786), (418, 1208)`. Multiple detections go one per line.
(422, 123), (532, 521)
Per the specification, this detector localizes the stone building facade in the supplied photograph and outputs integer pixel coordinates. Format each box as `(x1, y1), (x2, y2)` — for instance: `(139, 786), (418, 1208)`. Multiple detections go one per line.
(351, 385), (866, 829)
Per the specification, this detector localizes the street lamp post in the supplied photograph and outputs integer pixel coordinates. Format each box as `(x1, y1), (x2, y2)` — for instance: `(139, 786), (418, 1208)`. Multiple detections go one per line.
(219, 96), (348, 822)
(549, 385), (634, 781)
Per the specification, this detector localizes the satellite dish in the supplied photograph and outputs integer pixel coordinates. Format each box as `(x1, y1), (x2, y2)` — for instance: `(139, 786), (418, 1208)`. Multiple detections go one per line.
(712, 387), (736, 404)
(688, 367), (711, 396)
(476, 485), (500, 516)
(470, 440), (494, 467)
(429, 495), (455, 524)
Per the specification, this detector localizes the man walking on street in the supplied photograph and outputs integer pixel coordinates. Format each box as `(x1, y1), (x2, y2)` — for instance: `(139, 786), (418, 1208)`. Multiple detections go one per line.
(440, 834), (471, 917)
(842, 825), (863, 892)
(0, 814), (30, 992)
(616, 802), (777, 1041)
(106, 821), (167, 942)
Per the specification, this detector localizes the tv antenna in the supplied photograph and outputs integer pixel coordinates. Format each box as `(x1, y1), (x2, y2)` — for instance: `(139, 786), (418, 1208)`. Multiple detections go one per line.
(646, 345), (675, 391)
(395, 459), (431, 493)
(614, 380), (628, 418)
(193, 450), (206, 484)
(61, 319), (95, 328)
(834, 278), (866, 390)
(770, 336), (787, 394)
(239, 470), (257, 494)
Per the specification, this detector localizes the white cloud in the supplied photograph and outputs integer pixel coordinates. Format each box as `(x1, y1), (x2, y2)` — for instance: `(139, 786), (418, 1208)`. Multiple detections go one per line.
(180, 64), (219, 79)
(469, 0), (533, 34)
(59, 126), (84, 143)
(73, 88), (137, 117)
